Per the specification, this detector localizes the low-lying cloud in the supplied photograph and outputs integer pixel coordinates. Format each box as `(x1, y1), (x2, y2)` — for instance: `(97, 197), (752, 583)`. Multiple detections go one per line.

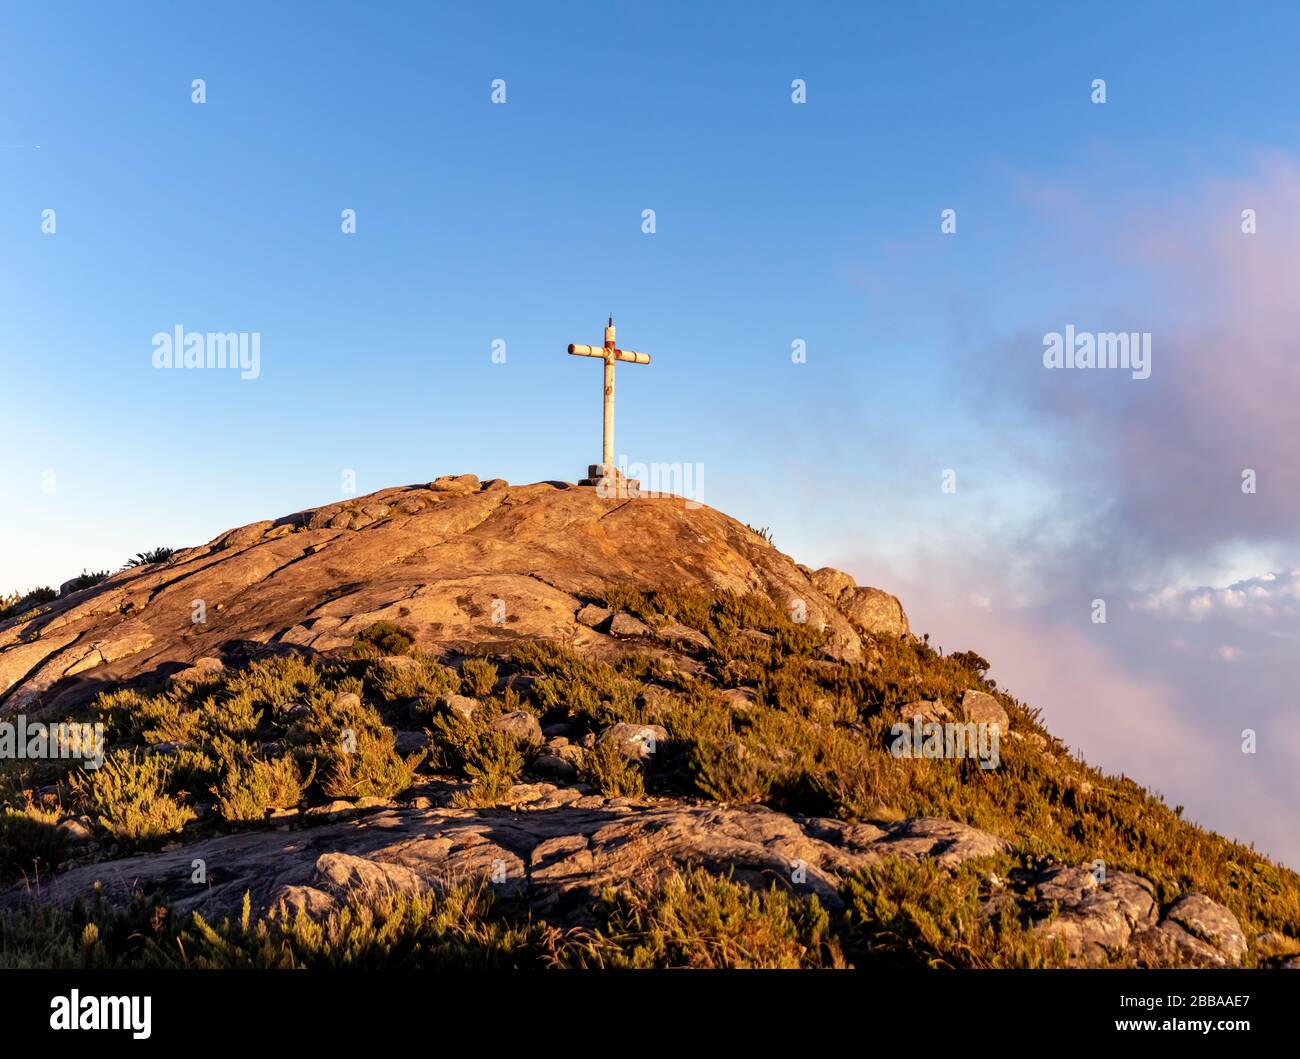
(836, 156), (1300, 868)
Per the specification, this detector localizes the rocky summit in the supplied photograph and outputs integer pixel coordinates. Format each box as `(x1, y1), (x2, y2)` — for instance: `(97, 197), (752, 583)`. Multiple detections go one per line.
(0, 475), (863, 714)
(1, 475), (1297, 969)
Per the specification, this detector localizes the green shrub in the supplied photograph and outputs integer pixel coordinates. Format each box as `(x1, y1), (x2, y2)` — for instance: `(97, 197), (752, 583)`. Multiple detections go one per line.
(561, 869), (840, 969)
(688, 740), (771, 804)
(513, 641), (643, 729)
(838, 857), (1059, 968)
(0, 804), (68, 883)
(71, 753), (194, 845)
(580, 741), (645, 799)
(370, 655), (458, 708)
(61, 570), (110, 594)
(320, 730), (423, 800)
(124, 547), (174, 568)
(214, 754), (315, 823)
(459, 657), (499, 698)
(454, 730), (526, 807)
(39, 588), (1299, 954)
(0, 586), (57, 623)
(0, 884), (540, 970)
(350, 621), (416, 659)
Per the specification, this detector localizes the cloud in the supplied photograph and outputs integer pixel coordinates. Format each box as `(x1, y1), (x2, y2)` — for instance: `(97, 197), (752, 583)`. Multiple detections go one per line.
(831, 156), (1300, 868)
(1134, 570), (1300, 625)
(987, 157), (1300, 579)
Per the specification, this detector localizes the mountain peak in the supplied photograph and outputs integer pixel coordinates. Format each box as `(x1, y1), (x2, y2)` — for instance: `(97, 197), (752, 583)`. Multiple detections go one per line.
(0, 476), (882, 714)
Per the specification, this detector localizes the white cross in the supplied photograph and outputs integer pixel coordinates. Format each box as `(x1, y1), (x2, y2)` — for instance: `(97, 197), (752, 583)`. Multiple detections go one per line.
(567, 316), (651, 475)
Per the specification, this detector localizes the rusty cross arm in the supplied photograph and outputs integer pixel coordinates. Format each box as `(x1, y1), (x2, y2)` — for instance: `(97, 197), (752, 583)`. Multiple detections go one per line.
(567, 343), (651, 365)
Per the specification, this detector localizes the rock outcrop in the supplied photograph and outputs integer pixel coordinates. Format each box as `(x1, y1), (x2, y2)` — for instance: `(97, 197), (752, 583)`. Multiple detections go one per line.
(4, 798), (1007, 923)
(1, 479), (875, 715)
(810, 567), (910, 639)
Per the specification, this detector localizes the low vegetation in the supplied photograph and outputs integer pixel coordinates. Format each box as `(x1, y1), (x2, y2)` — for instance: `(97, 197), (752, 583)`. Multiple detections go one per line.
(2, 597), (1299, 968)
(69, 753), (195, 845)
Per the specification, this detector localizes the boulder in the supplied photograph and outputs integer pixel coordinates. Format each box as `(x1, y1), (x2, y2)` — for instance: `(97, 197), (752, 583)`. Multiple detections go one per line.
(653, 621), (712, 653)
(607, 613), (652, 639)
(490, 711), (543, 744)
(11, 803), (1010, 923)
(377, 655), (420, 674)
(719, 687), (757, 711)
(167, 656), (225, 687)
(899, 699), (951, 724)
(957, 689), (1009, 730)
(1023, 865), (1158, 965)
(810, 567), (856, 602)
(439, 694), (479, 722)
(0, 477), (867, 716)
(865, 817), (1010, 869)
(58, 817), (95, 843)
(392, 730), (430, 755)
(842, 587), (910, 639)
(531, 752), (579, 782)
(575, 604), (612, 628)
(1129, 893), (1248, 968)
(430, 474), (480, 494)
(597, 722), (669, 761)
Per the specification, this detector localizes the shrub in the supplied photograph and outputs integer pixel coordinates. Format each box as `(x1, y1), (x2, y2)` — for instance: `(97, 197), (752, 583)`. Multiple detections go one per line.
(459, 657), (499, 698)
(71, 753), (195, 845)
(320, 730), (423, 800)
(46, 591), (1300, 952)
(0, 883), (540, 970)
(214, 754), (315, 823)
(0, 587), (57, 623)
(688, 740), (771, 804)
(513, 641), (643, 729)
(124, 547), (174, 568)
(134, 695), (203, 747)
(370, 655), (458, 708)
(350, 621), (416, 659)
(561, 869), (839, 969)
(61, 570), (110, 594)
(454, 730), (526, 806)
(0, 803), (68, 884)
(580, 741), (645, 799)
(838, 857), (1059, 968)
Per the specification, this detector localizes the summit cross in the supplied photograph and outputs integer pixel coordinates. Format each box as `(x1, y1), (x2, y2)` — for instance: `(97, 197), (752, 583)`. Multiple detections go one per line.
(567, 316), (651, 493)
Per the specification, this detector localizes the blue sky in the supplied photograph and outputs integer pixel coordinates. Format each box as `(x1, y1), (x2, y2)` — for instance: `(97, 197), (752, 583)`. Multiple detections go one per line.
(3, 2), (1299, 864)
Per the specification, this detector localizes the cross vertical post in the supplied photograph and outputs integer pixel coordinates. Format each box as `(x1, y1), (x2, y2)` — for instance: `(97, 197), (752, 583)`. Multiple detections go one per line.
(567, 316), (652, 496)
(603, 316), (616, 470)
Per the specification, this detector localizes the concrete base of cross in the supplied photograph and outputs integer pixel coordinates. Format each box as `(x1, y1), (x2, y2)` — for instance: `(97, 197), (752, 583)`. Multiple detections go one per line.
(579, 464), (642, 498)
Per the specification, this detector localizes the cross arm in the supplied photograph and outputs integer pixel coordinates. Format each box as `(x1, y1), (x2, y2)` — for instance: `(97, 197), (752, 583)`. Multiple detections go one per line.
(568, 343), (651, 365)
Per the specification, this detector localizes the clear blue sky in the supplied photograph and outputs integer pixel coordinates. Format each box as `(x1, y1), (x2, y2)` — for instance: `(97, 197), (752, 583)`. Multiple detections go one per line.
(4, 0), (1294, 589)
(6, 2), (1300, 865)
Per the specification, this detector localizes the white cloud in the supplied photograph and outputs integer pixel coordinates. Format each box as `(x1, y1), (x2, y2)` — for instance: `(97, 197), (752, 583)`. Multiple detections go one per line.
(1133, 571), (1300, 625)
